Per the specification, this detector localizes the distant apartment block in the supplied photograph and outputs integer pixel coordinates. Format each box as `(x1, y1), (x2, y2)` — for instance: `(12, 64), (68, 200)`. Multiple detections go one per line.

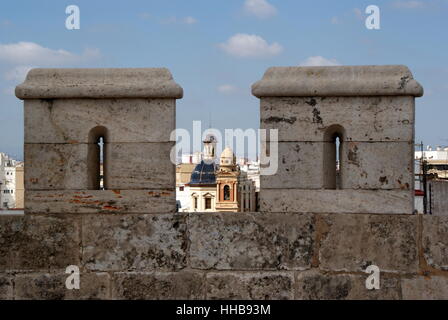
(0, 152), (24, 209)
(415, 145), (448, 215)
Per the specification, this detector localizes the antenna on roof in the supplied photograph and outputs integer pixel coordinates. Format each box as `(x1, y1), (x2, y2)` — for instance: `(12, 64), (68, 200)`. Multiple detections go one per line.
(208, 111), (212, 129)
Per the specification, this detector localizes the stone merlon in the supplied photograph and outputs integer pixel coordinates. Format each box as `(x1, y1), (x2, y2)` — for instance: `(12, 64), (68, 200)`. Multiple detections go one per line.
(15, 68), (183, 99)
(252, 65), (423, 98)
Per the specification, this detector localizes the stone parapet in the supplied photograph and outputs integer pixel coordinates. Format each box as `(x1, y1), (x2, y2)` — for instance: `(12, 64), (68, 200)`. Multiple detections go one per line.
(0, 212), (447, 299)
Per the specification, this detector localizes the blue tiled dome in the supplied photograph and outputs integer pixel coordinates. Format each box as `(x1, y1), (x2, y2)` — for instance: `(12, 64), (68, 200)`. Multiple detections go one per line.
(189, 160), (216, 185)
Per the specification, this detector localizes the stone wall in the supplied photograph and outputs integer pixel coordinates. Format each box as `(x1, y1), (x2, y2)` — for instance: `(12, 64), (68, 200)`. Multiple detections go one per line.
(1, 212), (448, 299)
(1, 66), (447, 300)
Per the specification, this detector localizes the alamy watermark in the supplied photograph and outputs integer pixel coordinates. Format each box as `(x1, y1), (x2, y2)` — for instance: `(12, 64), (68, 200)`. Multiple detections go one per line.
(65, 265), (80, 290)
(171, 121), (279, 176)
(365, 264), (380, 290)
(365, 5), (380, 30)
(65, 5), (80, 30)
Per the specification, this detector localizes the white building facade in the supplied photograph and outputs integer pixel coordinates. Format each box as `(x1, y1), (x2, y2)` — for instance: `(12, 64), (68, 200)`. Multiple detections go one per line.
(240, 160), (260, 192)
(0, 153), (18, 209)
(414, 146), (448, 214)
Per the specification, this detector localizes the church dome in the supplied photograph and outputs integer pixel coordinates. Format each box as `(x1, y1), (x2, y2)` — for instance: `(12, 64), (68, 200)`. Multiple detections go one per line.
(221, 147), (233, 158)
(220, 147), (235, 166)
(189, 160), (216, 185)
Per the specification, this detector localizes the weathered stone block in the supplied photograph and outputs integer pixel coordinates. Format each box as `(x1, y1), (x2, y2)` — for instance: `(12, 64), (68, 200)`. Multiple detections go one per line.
(24, 98), (175, 144)
(188, 212), (315, 270)
(25, 143), (89, 190)
(427, 181), (448, 216)
(0, 274), (13, 300)
(260, 142), (326, 189)
(106, 142), (175, 189)
(402, 276), (448, 300)
(253, 65), (423, 98)
(295, 270), (401, 300)
(260, 96), (415, 142)
(82, 214), (187, 271)
(15, 272), (110, 300)
(260, 189), (413, 214)
(319, 214), (418, 273)
(16, 68), (183, 100)
(25, 189), (176, 214)
(341, 141), (413, 190)
(0, 215), (79, 271)
(206, 272), (294, 300)
(422, 215), (448, 271)
(261, 141), (413, 190)
(25, 142), (175, 191)
(112, 272), (204, 299)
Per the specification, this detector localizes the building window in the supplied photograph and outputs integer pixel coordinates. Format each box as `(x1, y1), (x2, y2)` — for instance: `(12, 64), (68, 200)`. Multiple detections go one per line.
(179, 186), (184, 191)
(88, 126), (108, 190)
(223, 185), (231, 200)
(205, 197), (212, 210)
(323, 125), (345, 190)
(194, 197), (198, 209)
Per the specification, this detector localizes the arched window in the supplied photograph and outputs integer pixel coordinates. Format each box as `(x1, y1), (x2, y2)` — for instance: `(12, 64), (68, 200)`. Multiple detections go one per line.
(204, 194), (213, 210)
(88, 126), (108, 190)
(323, 125), (345, 190)
(191, 193), (198, 210)
(223, 185), (231, 200)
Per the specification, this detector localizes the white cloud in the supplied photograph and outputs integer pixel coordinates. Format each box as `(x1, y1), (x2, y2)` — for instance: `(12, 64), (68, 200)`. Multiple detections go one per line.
(244, 0), (277, 19)
(392, 0), (425, 8)
(217, 84), (239, 94)
(219, 33), (283, 58)
(299, 56), (341, 67)
(4, 65), (32, 81)
(0, 42), (101, 84)
(0, 42), (100, 65)
(161, 16), (198, 25)
(183, 16), (197, 24)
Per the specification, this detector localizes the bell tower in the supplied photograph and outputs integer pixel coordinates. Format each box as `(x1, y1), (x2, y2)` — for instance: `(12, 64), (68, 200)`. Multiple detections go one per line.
(203, 134), (217, 163)
(216, 147), (239, 212)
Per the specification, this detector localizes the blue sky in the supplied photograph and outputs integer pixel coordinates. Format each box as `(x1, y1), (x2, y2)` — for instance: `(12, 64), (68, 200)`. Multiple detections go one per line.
(0, 0), (447, 160)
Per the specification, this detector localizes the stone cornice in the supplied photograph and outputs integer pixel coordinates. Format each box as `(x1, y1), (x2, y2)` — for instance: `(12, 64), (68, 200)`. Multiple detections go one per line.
(252, 65), (423, 98)
(15, 68), (183, 99)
